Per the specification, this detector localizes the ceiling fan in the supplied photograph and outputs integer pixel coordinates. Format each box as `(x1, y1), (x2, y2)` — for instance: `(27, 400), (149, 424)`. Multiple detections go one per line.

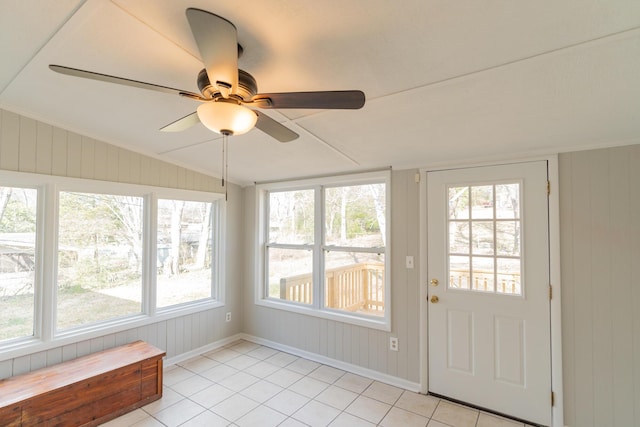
(49, 8), (366, 143)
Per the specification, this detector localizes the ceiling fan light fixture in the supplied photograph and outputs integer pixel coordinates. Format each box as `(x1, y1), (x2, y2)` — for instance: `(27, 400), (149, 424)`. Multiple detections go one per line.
(197, 100), (257, 135)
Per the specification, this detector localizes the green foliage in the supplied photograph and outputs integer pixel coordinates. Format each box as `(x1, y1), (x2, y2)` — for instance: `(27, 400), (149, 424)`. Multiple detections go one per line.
(0, 198), (36, 233)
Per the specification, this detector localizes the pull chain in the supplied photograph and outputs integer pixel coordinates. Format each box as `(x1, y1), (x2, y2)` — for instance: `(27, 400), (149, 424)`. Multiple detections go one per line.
(221, 133), (229, 201)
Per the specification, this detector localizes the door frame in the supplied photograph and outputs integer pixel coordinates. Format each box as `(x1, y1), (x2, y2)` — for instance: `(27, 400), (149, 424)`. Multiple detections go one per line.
(418, 155), (563, 426)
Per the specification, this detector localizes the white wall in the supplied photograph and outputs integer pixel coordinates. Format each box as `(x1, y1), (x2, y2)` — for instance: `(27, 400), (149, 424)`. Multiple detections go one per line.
(559, 145), (640, 427)
(0, 108), (244, 378)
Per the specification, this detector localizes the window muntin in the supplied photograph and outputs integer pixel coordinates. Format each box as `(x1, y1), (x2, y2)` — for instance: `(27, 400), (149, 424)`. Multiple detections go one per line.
(56, 192), (144, 330)
(0, 186), (38, 342)
(156, 199), (215, 308)
(261, 173), (389, 326)
(447, 182), (522, 295)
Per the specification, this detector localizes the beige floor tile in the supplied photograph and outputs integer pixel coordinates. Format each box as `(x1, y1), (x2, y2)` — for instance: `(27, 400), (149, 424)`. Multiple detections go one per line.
(178, 410), (230, 427)
(239, 378), (284, 403)
(477, 412), (525, 427)
(189, 383), (235, 408)
(289, 375), (330, 398)
(205, 347), (243, 363)
(153, 399), (206, 427)
(236, 404), (287, 427)
(264, 367), (304, 388)
(292, 400), (341, 427)
(200, 363), (239, 382)
(315, 385), (359, 410)
(328, 412), (376, 426)
(247, 345), (279, 360)
(333, 372), (373, 393)
(178, 355), (220, 373)
(395, 390), (440, 418)
(170, 374), (214, 396)
(141, 387), (184, 415)
(432, 400), (479, 427)
(243, 360), (281, 378)
(162, 365), (195, 386)
(225, 354), (261, 370)
(308, 365), (345, 384)
(265, 351), (299, 367)
(345, 395), (392, 424)
(211, 393), (259, 422)
(217, 371), (260, 392)
(287, 357), (321, 375)
(362, 381), (404, 404)
(264, 389), (310, 416)
(379, 406), (429, 427)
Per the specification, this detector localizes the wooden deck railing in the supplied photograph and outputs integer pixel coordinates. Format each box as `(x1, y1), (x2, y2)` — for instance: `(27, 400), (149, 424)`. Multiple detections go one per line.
(449, 269), (521, 294)
(280, 262), (384, 314)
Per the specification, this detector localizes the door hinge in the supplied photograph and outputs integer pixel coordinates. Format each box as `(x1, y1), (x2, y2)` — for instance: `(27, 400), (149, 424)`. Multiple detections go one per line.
(546, 180), (551, 196)
(549, 284), (553, 300)
(415, 172), (421, 183)
(551, 391), (555, 406)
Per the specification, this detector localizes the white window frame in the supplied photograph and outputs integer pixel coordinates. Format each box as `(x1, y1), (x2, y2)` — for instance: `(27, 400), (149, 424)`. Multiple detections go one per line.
(256, 170), (391, 331)
(0, 170), (225, 359)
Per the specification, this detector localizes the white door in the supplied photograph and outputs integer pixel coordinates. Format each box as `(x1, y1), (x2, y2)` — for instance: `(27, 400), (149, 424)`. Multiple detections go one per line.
(427, 161), (551, 426)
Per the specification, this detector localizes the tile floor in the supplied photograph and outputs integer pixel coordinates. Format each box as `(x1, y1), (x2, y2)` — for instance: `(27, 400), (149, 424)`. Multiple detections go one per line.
(103, 340), (535, 427)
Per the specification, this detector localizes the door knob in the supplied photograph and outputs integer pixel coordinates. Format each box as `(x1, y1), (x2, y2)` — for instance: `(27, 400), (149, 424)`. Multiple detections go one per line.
(430, 279), (439, 286)
(430, 295), (439, 303)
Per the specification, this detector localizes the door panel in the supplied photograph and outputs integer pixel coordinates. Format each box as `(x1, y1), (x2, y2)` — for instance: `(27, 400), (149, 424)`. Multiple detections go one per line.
(427, 161), (551, 426)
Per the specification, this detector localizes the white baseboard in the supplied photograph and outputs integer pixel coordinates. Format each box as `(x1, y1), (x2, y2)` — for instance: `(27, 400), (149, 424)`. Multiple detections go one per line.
(164, 333), (422, 393)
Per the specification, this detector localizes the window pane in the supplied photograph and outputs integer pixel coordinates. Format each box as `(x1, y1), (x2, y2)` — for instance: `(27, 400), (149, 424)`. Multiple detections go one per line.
(471, 185), (493, 219)
(496, 221), (521, 256)
(449, 221), (469, 254)
(324, 251), (384, 316)
(497, 258), (521, 294)
(157, 200), (214, 308)
(324, 184), (385, 247)
(471, 221), (494, 255)
(268, 247), (313, 304)
(496, 183), (520, 219)
(449, 255), (470, 290)
(472, 256), (494, 292)
(0, 187), (37, 342)
(269, 190), (314, 244)
(57, 192), (143, 330)
(449, 186), (469, 219)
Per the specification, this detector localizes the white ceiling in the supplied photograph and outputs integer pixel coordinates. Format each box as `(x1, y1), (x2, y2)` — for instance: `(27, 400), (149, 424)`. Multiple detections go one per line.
(1, 0), (639, 186)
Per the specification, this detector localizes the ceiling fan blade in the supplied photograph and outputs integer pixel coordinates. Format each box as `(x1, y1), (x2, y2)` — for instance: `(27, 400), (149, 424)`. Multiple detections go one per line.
(49, 65), (201, 98)
(255, 111), (299, 142)
(160, 111), (200, 132)
(186, 8), (238, 95)
(252, 90), (365, 109)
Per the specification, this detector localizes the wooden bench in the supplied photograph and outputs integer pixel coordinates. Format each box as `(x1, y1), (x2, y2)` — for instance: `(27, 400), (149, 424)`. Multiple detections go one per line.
(0, 340), (165, 427)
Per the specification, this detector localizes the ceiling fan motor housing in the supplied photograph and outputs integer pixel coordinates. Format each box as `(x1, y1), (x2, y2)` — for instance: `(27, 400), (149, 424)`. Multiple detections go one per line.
(197, 68), (257, 102)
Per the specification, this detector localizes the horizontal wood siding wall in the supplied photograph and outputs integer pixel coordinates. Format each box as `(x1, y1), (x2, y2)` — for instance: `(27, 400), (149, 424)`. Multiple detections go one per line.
(0, 109), (242, 378)
(559, 145), (640, 427)
(243, 169), (421, 382)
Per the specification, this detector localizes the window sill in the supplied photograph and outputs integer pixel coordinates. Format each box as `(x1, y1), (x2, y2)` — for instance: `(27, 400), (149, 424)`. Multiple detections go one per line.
(255, 298), (390, 332)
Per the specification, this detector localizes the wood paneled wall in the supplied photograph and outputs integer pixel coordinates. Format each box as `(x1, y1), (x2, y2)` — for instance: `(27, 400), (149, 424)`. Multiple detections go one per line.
(0, 109), (221, 192)
(0, 108), (243, 378)
(559, 145), (640, 427)
(242, 169), (422, 385)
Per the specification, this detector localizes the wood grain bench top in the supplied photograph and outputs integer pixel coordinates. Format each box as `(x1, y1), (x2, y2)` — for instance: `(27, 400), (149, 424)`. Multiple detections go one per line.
(0, 340), (165, 408)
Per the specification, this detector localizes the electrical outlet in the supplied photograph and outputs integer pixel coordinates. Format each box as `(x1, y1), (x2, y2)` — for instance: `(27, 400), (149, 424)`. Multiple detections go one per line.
(389, 337), (399, 352)
(225, 312), (231, 322)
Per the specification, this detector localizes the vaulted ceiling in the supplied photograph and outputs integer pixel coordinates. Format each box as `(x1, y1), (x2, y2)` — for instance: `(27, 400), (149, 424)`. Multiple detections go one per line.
(1, 0), (639, 185)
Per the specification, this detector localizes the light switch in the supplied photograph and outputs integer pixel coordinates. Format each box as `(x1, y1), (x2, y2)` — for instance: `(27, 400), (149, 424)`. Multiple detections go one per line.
(406, 256), (414, 269)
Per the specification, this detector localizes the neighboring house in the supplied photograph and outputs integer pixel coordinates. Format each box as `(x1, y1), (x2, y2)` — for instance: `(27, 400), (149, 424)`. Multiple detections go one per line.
(0, 109), (638, 427)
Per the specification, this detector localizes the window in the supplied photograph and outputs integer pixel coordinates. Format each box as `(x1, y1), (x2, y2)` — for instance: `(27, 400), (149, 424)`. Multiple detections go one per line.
(447, 182), (522, 295)
(259, 171), (390, 329)
(156, 199), (215, 308)
(0, 186), (38, 342)
(57, 192), (144, 331)
(0, 170), (224, 352)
